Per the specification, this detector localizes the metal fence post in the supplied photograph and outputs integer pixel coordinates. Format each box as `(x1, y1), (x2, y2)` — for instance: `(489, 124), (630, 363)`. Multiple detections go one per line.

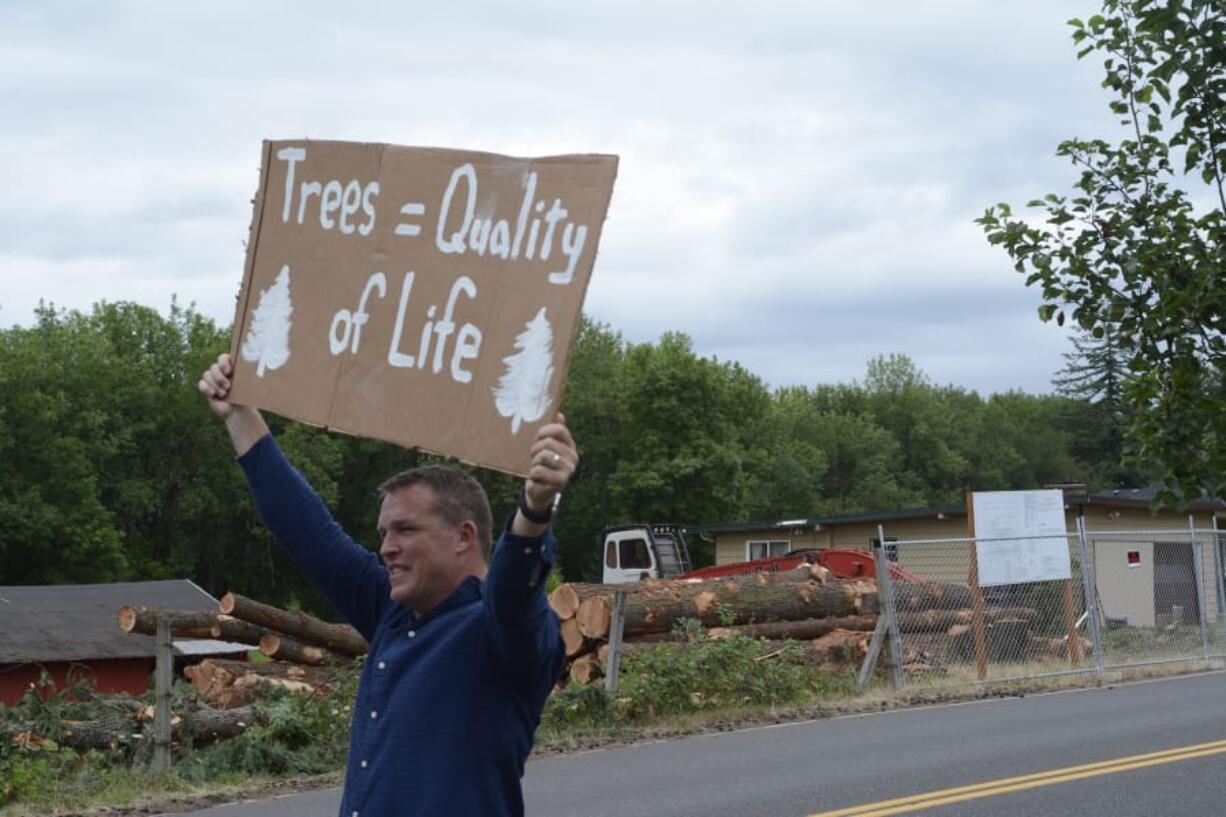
(1076, 517), (1105, 675)
(1214, 516), (1226, 636)
(604, 590), (626, 693)
(874, 525), (904, 690)
(153, 616), (173, 775)
(856, 617), (888, 692)
(1190, 515), (1210, 659)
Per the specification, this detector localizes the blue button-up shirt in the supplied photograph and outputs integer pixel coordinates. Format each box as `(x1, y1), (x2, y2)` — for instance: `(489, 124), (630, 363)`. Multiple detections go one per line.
(239, 435), (564, 817)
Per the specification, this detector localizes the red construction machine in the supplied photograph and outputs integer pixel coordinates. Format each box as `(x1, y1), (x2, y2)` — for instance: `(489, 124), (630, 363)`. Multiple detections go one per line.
(600, 523), (929, 585)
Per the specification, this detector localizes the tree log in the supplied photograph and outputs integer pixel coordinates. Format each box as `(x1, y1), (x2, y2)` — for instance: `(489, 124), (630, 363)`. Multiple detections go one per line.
(568, 654), (602, 685)
(896, 607), (1037, 633)
(0, 705), (258, 750)
(220, 592), (368, 656)
(549, 584), (583, 620)
(948, 618), (1033, 661)
(579, 578), (877, 638)
(186, 658), (338, 684)
(209, 615), (284, 647)
(175, 705), (258, 742)
(548, 584), (618, 620)
(259, 633), (351, 666)
(117, 606), (218, 637)
(808, 629), (873, 664)
(705, 614), (878, 641)
(576, 596), (613, 639)
(559, 618), (591, 659)
(184, 658), (340, 707)
(1, 713), (138, 750)
(892, 581), (974, 611)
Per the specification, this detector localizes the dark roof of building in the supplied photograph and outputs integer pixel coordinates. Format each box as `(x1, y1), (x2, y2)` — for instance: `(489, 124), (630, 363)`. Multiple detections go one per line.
(1083, 487), (1226, 510)
(695, 487), (1225, 535)
(0, 580), (245, 664)
(695, 504), (966, 535)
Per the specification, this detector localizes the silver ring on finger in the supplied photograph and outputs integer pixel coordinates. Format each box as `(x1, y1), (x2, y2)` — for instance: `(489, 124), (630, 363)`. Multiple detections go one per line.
(551, 452), (561, 465)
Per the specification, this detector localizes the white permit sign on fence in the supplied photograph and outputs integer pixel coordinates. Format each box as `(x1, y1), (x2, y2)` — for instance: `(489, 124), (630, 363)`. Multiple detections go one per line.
(971, 489), (1072, 586)
(228, 140), (619, 476)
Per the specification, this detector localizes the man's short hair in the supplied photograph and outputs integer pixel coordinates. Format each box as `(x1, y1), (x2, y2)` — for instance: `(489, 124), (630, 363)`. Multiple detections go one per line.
(377, 466), (494, 559)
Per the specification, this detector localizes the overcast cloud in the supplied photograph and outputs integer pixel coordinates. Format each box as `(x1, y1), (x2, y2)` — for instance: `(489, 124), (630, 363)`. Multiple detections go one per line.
(0, 1), (1122, 395)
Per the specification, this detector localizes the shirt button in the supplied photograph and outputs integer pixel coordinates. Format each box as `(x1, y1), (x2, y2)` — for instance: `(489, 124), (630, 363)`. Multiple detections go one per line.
(407, 630), (416, 638)
(377, 661), (386, 670)
(360, 760), (368, 769)
(370, 710), (378, 719)
(352, 811), (359, 817)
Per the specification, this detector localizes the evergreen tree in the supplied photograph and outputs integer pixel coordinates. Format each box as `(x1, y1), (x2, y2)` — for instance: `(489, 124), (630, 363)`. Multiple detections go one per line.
(1053, 327), (1151, 487)
(1053, 326), (1127, 408)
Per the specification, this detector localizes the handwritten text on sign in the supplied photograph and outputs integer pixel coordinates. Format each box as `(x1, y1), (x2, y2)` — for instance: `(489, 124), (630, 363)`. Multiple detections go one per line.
(228, 141), (619, 475)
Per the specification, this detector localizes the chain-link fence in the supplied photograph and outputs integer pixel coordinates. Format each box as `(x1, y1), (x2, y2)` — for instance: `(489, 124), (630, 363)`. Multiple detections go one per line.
(872, 521), (1226, 687)
(1084, 527), (1226, 671)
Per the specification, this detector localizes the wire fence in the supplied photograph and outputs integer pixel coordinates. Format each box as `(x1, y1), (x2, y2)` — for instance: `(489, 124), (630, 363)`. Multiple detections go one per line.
(874, 521), (1226, 687)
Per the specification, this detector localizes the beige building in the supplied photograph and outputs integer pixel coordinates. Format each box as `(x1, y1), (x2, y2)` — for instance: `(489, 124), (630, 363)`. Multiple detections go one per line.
(699, 488), (1224, 628)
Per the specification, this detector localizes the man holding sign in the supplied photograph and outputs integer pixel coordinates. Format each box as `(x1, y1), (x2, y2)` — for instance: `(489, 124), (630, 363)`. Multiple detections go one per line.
(199, 352), (570, 817)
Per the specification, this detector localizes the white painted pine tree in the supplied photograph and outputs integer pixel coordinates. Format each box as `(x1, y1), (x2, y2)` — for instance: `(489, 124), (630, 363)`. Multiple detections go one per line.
(493, 307), (555, 434)
(241, 265), (293, 377)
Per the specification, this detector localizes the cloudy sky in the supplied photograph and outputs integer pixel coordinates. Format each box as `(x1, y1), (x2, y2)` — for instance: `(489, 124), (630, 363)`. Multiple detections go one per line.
(1, 1), (1122, 395)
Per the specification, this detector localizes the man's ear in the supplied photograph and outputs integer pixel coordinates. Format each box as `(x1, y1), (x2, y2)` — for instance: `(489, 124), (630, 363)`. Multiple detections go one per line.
(456, 519), (480, 556)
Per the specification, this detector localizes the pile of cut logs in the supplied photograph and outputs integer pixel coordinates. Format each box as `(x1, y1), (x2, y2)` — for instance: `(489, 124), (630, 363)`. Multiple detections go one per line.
(548, 566), (1059, 685)
(548, 565), (884, 686)
(118, 591), (367, 708)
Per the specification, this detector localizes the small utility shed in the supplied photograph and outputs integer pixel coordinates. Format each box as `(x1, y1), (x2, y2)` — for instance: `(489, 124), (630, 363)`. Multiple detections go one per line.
(0, 580), (248, 706)
(698, 487), (1224, 628)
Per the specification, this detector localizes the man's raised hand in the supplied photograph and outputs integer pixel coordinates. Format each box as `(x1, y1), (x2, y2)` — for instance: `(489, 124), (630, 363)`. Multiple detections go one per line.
(198, 353), (269, 455)
(198, 353), (237, 419)
(514, 413), (578, 534)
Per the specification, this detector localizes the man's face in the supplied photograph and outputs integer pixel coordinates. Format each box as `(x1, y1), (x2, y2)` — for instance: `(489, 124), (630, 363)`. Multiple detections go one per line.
(377, 483), (467, 615)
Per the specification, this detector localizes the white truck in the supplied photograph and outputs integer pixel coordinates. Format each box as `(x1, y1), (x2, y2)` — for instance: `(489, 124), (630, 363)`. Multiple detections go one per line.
(600, 524), (694, 584)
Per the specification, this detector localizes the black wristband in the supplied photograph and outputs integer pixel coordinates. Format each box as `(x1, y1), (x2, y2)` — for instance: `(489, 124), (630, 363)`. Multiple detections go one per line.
(517, 489), (552, 525)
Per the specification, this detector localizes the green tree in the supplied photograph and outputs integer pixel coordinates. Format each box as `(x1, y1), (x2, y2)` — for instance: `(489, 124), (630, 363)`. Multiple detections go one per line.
(1054, 326), (1128, 408)
(554, 316), (631, 581)
(1051, 326), (1154, 486)
(979, 0), (1226, 505)
(604, 333), (771, 567)
(969, 391), (1087, 491)
(862, 354), (970, 504)
(737, 387), (827, 520)
(0, 301), (241, 586)
(0, 306), (128, 583)
(764, 386), (922, 516)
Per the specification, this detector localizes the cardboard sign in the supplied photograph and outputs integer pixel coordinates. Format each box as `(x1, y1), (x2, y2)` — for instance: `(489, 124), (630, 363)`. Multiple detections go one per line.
(228, 140), (618, 475)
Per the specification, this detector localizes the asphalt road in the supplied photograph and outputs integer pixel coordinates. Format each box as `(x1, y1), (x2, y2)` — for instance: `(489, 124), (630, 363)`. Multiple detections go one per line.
(157, 671), (1226, 817)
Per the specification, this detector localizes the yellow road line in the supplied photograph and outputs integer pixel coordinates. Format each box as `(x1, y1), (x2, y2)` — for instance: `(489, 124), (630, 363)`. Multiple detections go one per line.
(808, 737), (1226, 817)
